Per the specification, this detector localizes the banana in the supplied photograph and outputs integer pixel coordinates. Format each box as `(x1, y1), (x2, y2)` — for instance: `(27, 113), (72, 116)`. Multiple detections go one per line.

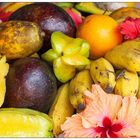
(49, 83), (74, 136)
(90, 57), (116, 93)
(105, 39), (140, 72)
(69, 69), (93, 112)
(137, 77), (140, 98)
(115, 69), (139, 97)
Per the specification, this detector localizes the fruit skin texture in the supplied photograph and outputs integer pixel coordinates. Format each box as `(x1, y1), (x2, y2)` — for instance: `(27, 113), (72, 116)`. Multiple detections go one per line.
(115, 69), (138, 97)
(0, 108), (53, 137)
(0, 56), (9, 107)
(137, 77), (140, 98)
(9, 3), (76, 52)
(0, 21), (43, 60)
(77, 14), (123, 58)
(75, 2), (111, 15)
(105, 39), (140, 72)
(49, 83), (74, 136)
(4, 57), (57, 113)
(110, 7), (140, 23)
(90, 57), (116, 93)
(53, 58), (76, 83)
(69, 70), (93, 112)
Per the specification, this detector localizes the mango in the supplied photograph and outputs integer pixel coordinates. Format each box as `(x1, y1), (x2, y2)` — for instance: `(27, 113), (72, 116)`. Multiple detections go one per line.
(0, 21), (44, 60)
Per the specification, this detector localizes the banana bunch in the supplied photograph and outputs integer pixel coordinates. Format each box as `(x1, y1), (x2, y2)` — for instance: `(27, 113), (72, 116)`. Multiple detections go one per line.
(69, 69), (93, 112)
(115, 70), (139, 97)
(103, 39), (140, 97)
(49, 83), (74, 136)
(90, 57), (116, 93)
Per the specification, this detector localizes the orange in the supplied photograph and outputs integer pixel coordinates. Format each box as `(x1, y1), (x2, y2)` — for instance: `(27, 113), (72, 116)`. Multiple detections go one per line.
(77, 14), (123, 58)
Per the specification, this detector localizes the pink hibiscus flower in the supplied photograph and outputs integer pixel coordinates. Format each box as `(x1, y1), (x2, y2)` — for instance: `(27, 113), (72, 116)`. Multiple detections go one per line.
(118, 17), (140, 40)
(61, 84), (140, 138)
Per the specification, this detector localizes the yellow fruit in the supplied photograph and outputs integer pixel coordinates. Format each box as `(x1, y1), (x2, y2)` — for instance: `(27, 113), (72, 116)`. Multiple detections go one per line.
(110, 7), (140, 23)
(0, 108), (53, 137)
(69, 69), (93, 111)
(90, 57), (116, 93)
(0, 56), (9, 107)
(105, 39), (140, 72)
(115, 70), (138, 97)
(49, 83), (74, 136)
(0, 21), (43, 60)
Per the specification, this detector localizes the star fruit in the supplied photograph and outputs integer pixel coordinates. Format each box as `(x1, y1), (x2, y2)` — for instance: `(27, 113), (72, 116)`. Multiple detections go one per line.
(41, 32), (90, 83)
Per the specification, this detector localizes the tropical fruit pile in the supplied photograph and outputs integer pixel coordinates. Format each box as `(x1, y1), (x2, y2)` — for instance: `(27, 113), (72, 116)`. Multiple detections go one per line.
(0, 2), (140, 138)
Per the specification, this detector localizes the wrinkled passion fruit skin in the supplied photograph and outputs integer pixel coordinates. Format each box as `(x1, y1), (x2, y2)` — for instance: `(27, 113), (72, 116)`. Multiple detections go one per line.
(4, 57), (57, 113)
(9, 3), (76, 52)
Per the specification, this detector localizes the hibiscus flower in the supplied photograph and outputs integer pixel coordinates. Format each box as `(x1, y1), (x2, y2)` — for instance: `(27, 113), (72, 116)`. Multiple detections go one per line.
(61, 84), (140, 138)
(118, 17), (140, 40)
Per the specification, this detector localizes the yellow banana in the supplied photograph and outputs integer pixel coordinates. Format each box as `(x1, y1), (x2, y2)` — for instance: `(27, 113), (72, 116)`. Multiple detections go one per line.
(69, 69), (93, 112)
(49, 83), (74, 136)
(115, 69), (139, 97)
(105, 39), (140, 72)
(90, 57), (116, 93)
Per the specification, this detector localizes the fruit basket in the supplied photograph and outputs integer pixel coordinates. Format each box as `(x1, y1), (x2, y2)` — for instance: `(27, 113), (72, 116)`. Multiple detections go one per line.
(0, 2), (140, 138)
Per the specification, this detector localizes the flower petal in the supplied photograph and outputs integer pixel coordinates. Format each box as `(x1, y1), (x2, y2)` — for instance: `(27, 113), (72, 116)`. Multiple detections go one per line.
(133, 18), (140, 36)
(61, 114), (95, 138)
(83, 84), (122, 126)
(118, 17), (138, 40)
(107, 130), (118, 138)
(118, 96), (140, 137)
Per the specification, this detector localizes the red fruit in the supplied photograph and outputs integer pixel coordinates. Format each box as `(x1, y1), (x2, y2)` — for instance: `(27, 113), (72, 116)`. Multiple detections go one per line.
(66, 8), (82, 28)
